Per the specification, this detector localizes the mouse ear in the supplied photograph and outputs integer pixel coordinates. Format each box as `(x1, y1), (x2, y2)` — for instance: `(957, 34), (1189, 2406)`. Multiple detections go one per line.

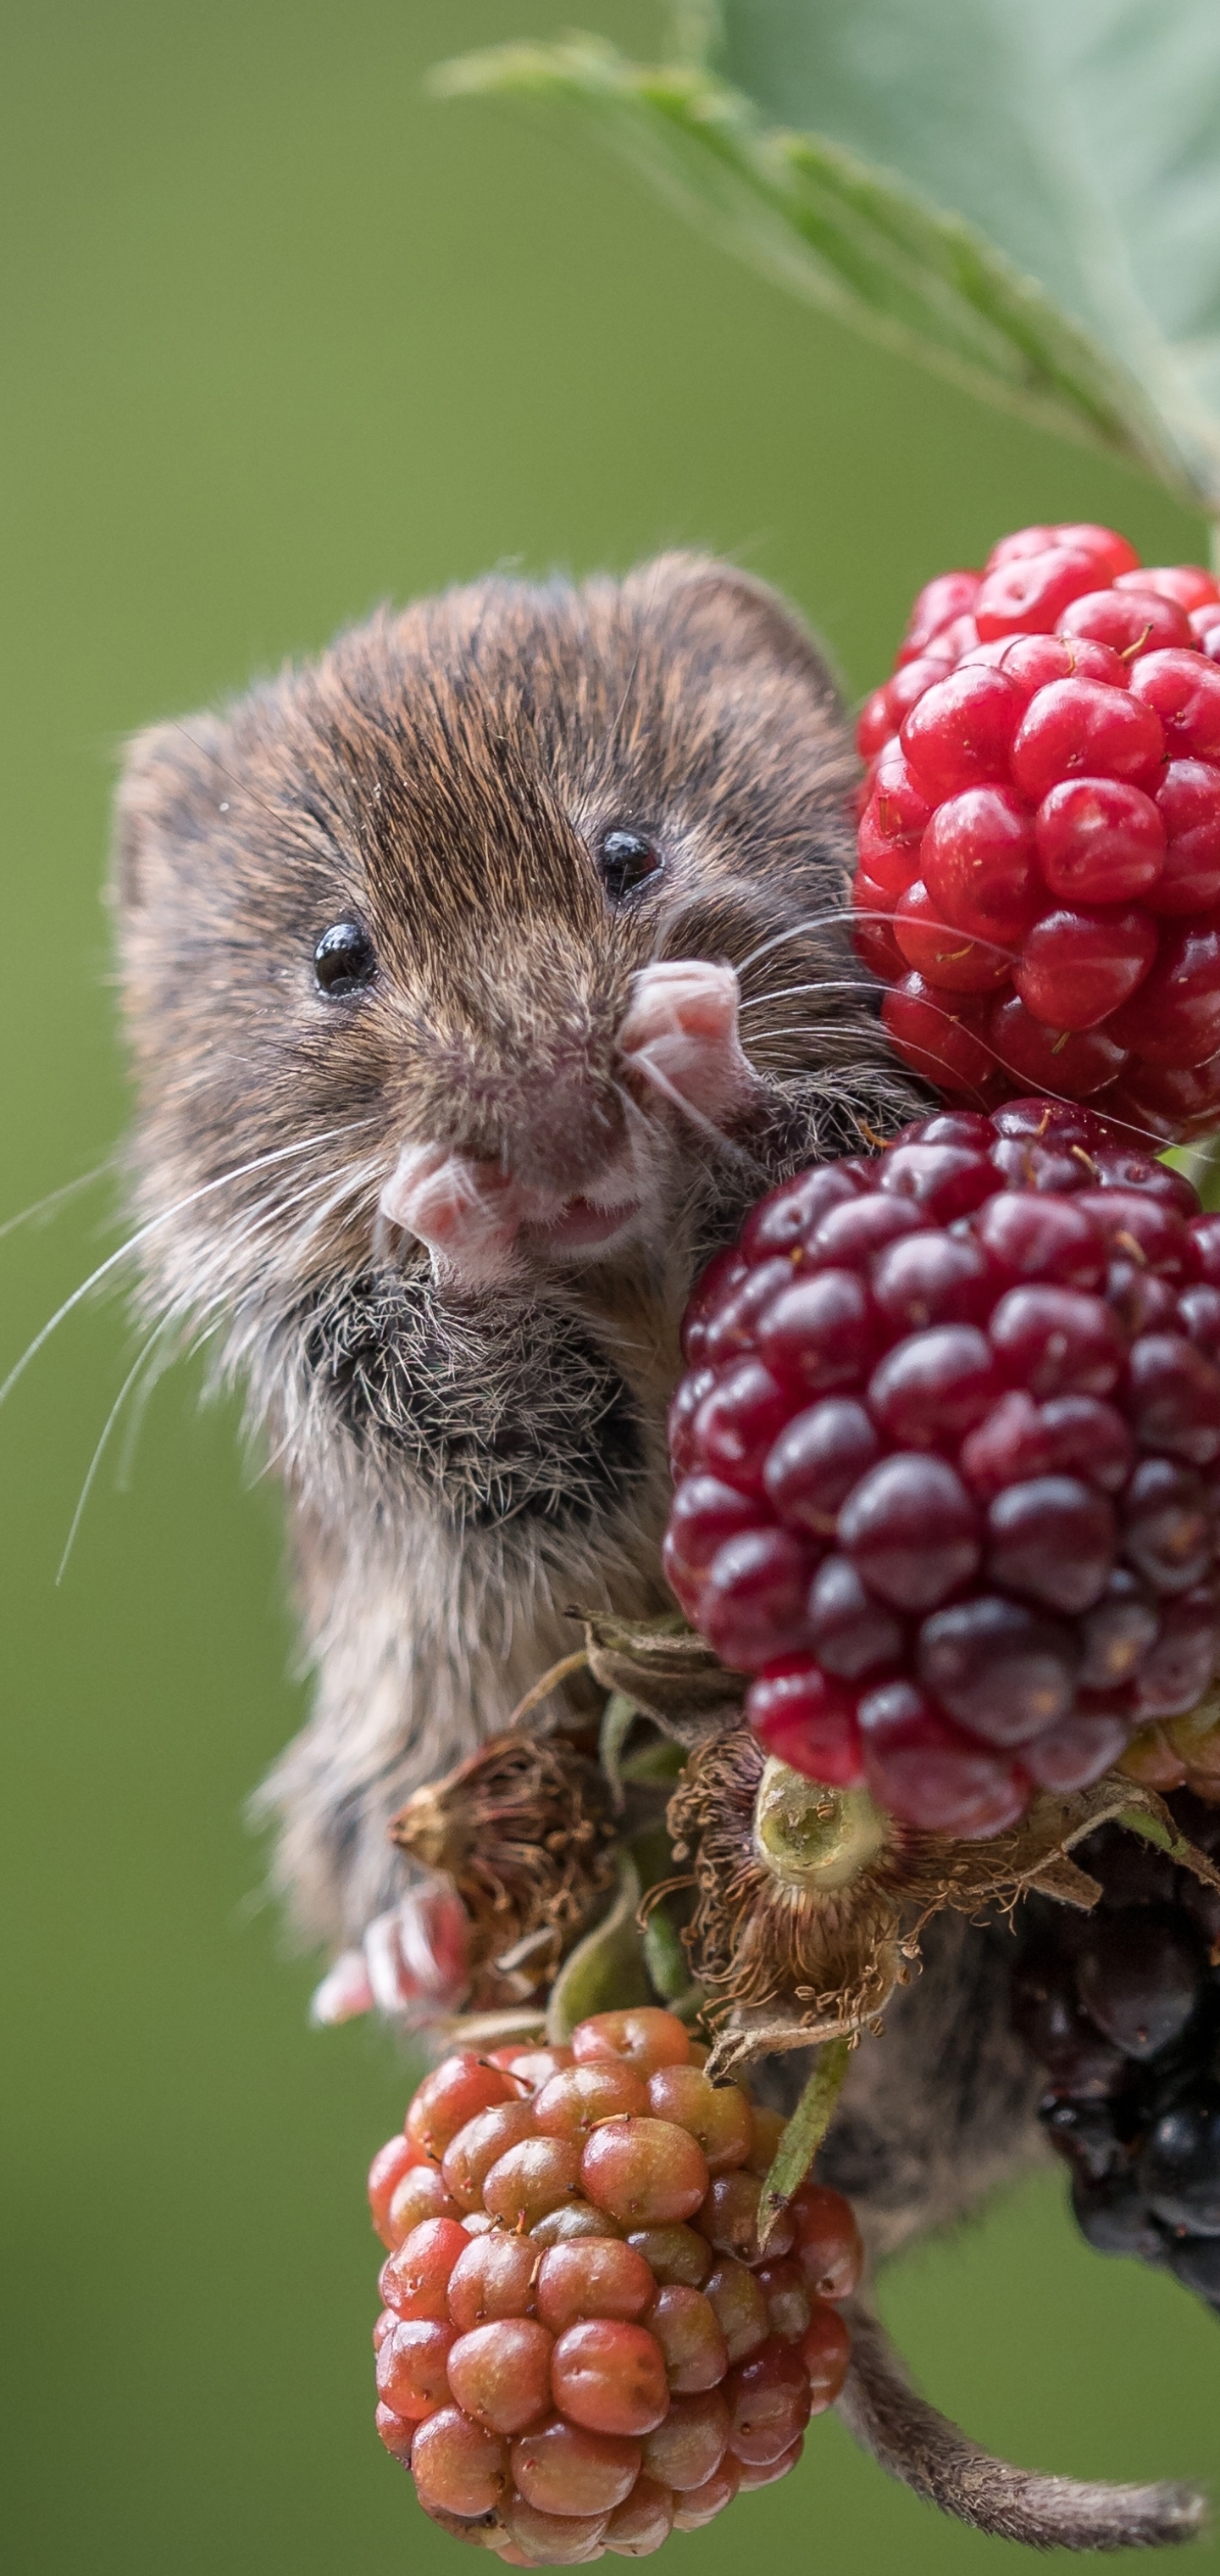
(110, 708), (232, 914)
(621, 552), (845, 707)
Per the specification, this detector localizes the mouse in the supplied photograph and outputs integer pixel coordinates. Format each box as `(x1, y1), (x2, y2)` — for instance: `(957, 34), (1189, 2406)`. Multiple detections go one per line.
(117, 550), (1190, 2544)
(113, 550), (1051, 2251)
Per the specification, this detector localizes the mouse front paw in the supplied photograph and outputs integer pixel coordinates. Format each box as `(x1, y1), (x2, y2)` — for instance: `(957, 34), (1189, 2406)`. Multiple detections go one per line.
(618, 959), (762, 1128)
(379, 1141), (525, 1286)
(309, 1885), (470, 2029)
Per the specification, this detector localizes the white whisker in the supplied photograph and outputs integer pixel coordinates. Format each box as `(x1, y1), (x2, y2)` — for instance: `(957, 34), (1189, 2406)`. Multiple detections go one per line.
(0, 1160), (116, 1247)
(55, 1324), (168, 1584)
(734, 910), (861, 980)
(0, 1119), (379, 1416)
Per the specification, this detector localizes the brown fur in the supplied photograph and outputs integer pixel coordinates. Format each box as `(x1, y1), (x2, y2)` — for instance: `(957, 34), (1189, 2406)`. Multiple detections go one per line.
(114, 552), (919, 1938)
(112, 554), (1065, 2273)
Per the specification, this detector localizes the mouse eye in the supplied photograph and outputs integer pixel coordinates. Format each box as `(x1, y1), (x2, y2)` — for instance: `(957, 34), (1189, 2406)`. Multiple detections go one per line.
(313, 920), (376, 997)
(598, 829), (663, 906)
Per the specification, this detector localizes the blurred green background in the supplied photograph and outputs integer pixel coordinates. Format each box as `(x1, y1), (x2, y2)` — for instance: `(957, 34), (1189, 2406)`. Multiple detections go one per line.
(2, 3), (1217, 2570)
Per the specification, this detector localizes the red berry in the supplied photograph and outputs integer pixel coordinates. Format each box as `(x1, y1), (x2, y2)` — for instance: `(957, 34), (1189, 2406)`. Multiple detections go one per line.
(1060, 585), (1195, 656)
(369, 2134), (422, 2249)
(988, 991), (1128, 1097)
(375, 2021), (862, 2553)
(854, 534), (1220, 1135)
(447, 2319), (557, 2434)
(580, 2120), (710, 2229)
(699, 1525), (817, 1673)
(407, 2056), (518, 2160)
(443, 2102), (541, 2209)
(413, 2407), (509, 2517)
(901, 665), (1023, 797)
(974, 546), (1101, 640)
(1011, 680), (1165, 802)
(644, 2069), (754, 2174)
(893, 879), (1012, 991)
(510, 2417), (641, 2518)
(381, 2218), (469, 2319)
(535, 2240), (656, 2331)
(801, 2304), (853, 2411)
(1151, 763), (1220, 913)
(921, 784), (1040, 944)
(1034, 779), (1166, 904)
(899, 569), (981, 661)
(789, 2183), (864, 2300)
(641, 2390), (731, 2493)
(376, 2318), (458, 2421)
(666, 1106), (1220, 1837)
(881, 975), (997, 1099)
(1013, 904), (1158, 1033)
(551, 2320), (670, 2438)
(747, 1661), (864, 1785)
(1110, 920), (1220, 1069)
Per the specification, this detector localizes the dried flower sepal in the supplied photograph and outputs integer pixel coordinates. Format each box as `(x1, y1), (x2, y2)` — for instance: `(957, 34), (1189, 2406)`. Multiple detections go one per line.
(672, 1726), (1220, 2079)
(390, 1731), (618, 2010)
(581, 1611), (745, 1739)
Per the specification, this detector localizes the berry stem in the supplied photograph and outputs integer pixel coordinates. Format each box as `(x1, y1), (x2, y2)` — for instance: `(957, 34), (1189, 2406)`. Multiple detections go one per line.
(503, 1649), (592, 1731)
(756, 2039), (853, 2249)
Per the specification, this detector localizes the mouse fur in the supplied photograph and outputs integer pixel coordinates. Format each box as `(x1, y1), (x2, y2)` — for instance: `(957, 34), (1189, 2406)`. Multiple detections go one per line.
(112, 552), (1046, 2249)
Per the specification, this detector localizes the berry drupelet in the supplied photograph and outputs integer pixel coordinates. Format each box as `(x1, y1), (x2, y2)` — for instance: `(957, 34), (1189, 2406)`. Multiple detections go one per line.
(665, 1099), (1220, 1840)
(854, 522), (1220, 1141)
(367, 2007), (861, 2562)
(1013, 1793), (1220, 2316)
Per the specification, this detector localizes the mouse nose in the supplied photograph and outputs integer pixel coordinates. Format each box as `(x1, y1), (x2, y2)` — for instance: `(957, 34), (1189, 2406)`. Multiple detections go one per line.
(502, 1075), (624, 1197)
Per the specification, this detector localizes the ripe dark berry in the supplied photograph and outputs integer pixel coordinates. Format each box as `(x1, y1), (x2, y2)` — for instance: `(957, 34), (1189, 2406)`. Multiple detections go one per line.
(1014, 1790), (1220, 2322)
(369, 2009), (859, 2558)
(666, 1102), (1220, 1837)
(854, 525), (1220, 1139)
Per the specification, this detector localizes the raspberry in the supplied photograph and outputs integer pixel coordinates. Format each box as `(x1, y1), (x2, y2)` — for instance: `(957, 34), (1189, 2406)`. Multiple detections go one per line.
(663, 1101), (1220, 1838)
(853, 524), (1220, 1138)
(369, 2007), (859, 2559)
(1013, 1792), (1220, 2320)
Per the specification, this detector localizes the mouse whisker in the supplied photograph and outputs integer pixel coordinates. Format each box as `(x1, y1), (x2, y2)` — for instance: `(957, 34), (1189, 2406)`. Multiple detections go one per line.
(0, 1120), (380, 1417)
(624, 1054), (768, 1180)
(740, 977), (881, 1013)
(734, 909), (868, 980)
(0, 1158), (118, 1250)
(55, 1318), (172, 1585)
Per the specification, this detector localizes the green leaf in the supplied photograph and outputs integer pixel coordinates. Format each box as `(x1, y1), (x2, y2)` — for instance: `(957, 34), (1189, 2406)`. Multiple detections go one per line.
(757, 2035), (852, 2246)
(430, 35), (1189, 498)
(598, 1690), (640, 1812)
(713, 0), (1220, 510)
(640, 1901), (692, 2003)
(546, 1855), (652, 2042)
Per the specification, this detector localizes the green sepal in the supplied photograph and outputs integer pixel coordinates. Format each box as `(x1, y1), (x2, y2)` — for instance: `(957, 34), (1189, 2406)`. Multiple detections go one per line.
(757, 2036), (852, 2246)
(545, 1855), (652, 2042)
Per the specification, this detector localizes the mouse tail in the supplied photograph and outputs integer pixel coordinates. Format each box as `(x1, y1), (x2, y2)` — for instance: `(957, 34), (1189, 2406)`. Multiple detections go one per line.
(835, 2301), (1207, 2551)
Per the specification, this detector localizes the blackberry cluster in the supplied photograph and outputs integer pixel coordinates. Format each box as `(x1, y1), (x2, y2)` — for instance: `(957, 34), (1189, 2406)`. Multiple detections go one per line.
(367, 2007), (861, 2562)
(1014, 1794), (1220, 2313)
(665, 1097), (1220, 1840)
(854, 523), (1220, 1139)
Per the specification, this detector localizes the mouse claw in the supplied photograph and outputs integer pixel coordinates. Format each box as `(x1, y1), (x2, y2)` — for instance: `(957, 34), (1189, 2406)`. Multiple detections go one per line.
(379, 1141), (525, 1286)
(618, 959), (761, 1125)
(309, 1886), (470, 2029)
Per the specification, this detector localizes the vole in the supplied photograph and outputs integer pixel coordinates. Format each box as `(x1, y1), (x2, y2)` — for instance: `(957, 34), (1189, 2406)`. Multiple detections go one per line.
(114, 552), (920, 1941)
(114, 554), (1206, 2547)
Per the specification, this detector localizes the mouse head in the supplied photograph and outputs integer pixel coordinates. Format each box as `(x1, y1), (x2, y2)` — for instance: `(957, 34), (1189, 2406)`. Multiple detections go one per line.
(114, 552), (878, 1361)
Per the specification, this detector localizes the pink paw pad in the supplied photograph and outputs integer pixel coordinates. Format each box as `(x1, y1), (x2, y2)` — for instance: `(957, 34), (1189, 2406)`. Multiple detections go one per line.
(617, 960), (759, 1123)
